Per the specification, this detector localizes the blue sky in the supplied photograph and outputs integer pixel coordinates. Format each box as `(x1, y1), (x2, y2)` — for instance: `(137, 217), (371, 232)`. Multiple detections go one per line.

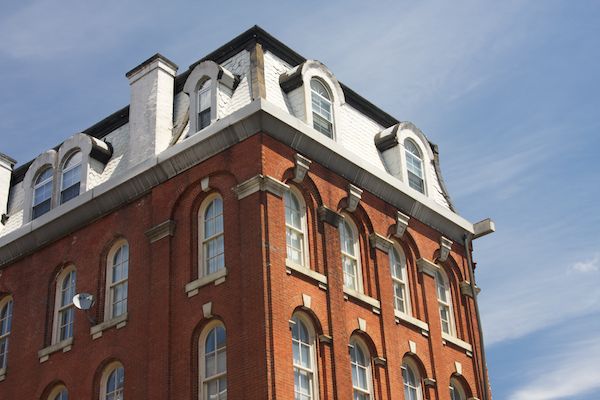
(1, 1), (599, 398)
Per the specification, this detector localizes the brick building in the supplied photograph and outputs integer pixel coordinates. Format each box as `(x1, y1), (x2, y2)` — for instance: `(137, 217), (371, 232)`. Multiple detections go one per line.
(0, 26), (494, 400)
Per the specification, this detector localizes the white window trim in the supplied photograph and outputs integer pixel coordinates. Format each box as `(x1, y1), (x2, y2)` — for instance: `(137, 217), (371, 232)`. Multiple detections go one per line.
(339, 214), (364, 293)
(99, 361), (125, 400)
(349, 337), (373, 399)
(309, 78), (335, 139)
(199, 320), (227, 400)
(450, 377), (468, 400)
(198, 193), (225, 278)
(285, 187), (310, 268)
(435, 269), (456, 337)
(52, 265), (76, 344)
(0, 296), (13, 373)
(403, 138), (427, 195)
(47, 384), (69, 400)
(390, 245), (412, 316)
(291, 313), (320, 400)
(59, 151), (83, 205)
(104, 239), (129, 322)
(401, 358), (424, 400)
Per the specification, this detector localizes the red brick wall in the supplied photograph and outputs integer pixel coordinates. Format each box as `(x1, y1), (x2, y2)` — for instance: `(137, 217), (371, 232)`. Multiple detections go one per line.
(0, 133), (485, 400)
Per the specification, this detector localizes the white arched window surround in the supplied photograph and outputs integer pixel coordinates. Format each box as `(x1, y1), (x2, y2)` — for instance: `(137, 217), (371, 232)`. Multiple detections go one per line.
(449, 377), (467, 400)
(32, 166), (54, 220)
(435, 268), (456, 336)
(339, 214), (363, 293)
(198, 193), (225, 277)
(291, 313), (319, 400)
(284, 187), (310, 268)
(199, 320), (227, 400)
(183, 60), (237, 136)
(99, 361), (125, 400)
(0, 296), (13, 372)
(59, 150), (83, 205)
(310, 78), (335, 139)
(105, 239), (129, 321)
(401, 357), (423, 400)
(349, 336), (373, 400)
(390, 244), (411, 316)
(52, 265), (77, 344)
(47, 384), (69, 400)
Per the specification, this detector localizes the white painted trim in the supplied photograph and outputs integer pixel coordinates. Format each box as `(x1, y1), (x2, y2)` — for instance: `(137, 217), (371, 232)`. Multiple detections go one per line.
(90, 312), (128, 338)
(394, 310), (429, 332)
(343, 287), (381, 311)
(104, 239), (129, 321)
(99, 360), (124, 400)
(198, 320), (227, 400)
(37, 337), (73, 362)
(185, 268), (228, 297)
(198, 193), (225, 278)
(51, 265), (76, 344)
(285, 260), (327, 285)
(442, 332), (473, 352)
(284, 186), (310, 269)
(291, 312), (320, 400)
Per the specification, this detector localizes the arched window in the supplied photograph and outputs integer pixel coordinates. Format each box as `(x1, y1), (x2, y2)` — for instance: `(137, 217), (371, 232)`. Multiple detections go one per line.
(349, 338), (372, 400)
(48, 385), (69, 400)
(0, 297), (13, 370)
(197, 79), (212, 131)
(53, 267), (76, 343)
(401, 359), (423, 400)
(435, 269), (455, 335)
(390, 246), (411, 315)
(449, 377), (467, 400)
(33, 167), (53, 219)
(291, 314), (318, 400)
(200, 195), (225, 276)
(106, 241), (129, 320)
(310, 79), (334, 138)
(60, 151), (82, 204)
(100, 362), (124, 400)
(200, 322), (227, 400)
(404, 140), (425, 194)
(339, 216), (362, 292)
(284, 189), (309, 267)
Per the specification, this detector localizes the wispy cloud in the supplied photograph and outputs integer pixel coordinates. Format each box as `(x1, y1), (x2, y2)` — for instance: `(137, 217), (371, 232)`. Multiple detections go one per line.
(569, 254), (600, 273)
(509, 334), (600, 400)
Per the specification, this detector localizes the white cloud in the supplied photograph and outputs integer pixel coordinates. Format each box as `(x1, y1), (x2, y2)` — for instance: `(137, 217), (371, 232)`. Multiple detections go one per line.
(569, 255), (600, 273)
(509, 335), (600, 400)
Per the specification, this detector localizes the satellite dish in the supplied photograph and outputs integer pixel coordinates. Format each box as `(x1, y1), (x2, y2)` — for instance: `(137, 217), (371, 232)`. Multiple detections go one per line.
(73, 293), (95, 310)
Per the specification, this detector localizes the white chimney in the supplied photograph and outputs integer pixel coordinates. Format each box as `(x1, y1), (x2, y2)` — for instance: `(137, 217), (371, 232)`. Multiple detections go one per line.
(126, 54), (178, 167)
(0, 152), (16, 224)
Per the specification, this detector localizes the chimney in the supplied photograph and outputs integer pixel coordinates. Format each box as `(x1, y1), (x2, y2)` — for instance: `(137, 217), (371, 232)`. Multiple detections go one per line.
(126, 54), (178, 167)
(0, 152), (16, 224)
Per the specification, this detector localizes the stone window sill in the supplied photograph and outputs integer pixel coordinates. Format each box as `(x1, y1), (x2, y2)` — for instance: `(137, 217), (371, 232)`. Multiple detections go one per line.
(343, 287), (381, 313)
(285, 260), (328, 289)
(185, 268), (227, 297)
(394, 310), (429, 334)
(38, 337), (73, 363)
(442, 332), (473, 353)
(90, 312), (128, 340)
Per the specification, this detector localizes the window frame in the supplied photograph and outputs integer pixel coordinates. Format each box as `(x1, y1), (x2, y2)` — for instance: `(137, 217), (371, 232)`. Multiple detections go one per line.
(404, 139), (426, 194)
(284, 187), (310, 268)
(390, 245), (411, 316)
(198, 193), (225, 278)
(339, 215), (363, 293)
(105, 240), (129, 321)
(197, 78), (213, 131)
(199, 320), (227, 400)
(59, 151), (83, 205)
(401, 358), (423, 400)
(435, 269), (456, 336)
(32, 167), (54, 219)
(48, 385), (69, 400)
(0, 296), (13, 371)
(291, 313), (319, 400)
(309, 78), (335, 139)
(52, 265), (77, 344)
(349, 337), (373, 400)
(99, 361), (125, 400)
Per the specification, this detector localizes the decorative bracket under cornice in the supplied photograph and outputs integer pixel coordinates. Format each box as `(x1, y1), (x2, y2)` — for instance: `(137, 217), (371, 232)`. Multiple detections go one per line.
(345, 184), (362, 212)
(417, 258), (440, 277)
(293, 153), (312, 183)
(438, 236), (453, 262)
(145, 220), (176, 243)
(394, 211), (410, 238)
(369, 233), (393, 253)
(460, 281), (481, 298)
(318, 206), (342, 227)
(234, 174), (289, 200)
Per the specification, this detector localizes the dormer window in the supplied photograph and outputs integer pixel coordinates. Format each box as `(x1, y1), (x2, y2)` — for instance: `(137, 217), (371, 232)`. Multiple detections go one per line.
(197, 79), (212, 131)
(33, 167), (53, 219)
(310, 79), (334, 138)
(405, 139), (425, 194)
(60, 151), (82, 204)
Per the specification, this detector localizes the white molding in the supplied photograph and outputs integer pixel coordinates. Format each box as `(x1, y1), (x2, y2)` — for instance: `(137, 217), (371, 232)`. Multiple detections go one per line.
(185, 268), (228, 297)
(394, 211), (410, 238)
(439, 236), (453, 262)
(343, 287), (381, 312)
(417, 258), (440, 277)
(202, 302), (213, 318)
(358, 317), (367, 332)
(369, 233), (393, 253)
(90, 312), (128, 339)
(424, 377), (437, 387)
(460, 281), (481, 298)
(285, 260), (328, 285)
(37, 337), (73, 362)
(293, 153), (312, 183)
(234, 174), (289, 200)
(408, 340), (417, 354)
(345, 184), (362, 212)
(145, 219), (176, 243)
(442, 332), (473, 352)
(302, 294), (312, 309)
(373, 356), (387, 367)
(394, 309), (429, 332)
(455, 361), (463, 375)
(200, 176), (210, 192)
